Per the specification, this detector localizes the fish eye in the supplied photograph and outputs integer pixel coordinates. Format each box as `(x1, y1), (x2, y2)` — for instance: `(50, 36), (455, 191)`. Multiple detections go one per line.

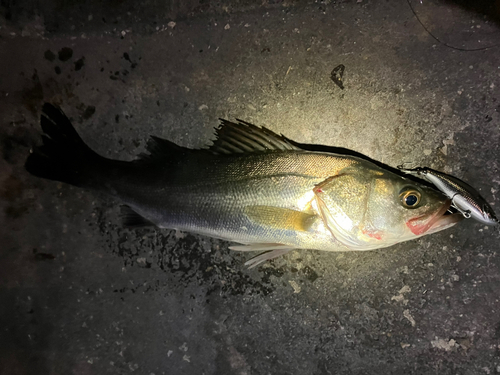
(399, 187), (422, 209)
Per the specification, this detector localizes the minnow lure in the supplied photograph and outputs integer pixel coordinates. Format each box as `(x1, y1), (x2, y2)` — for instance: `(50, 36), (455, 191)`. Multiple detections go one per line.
(398, 166), (498, 226)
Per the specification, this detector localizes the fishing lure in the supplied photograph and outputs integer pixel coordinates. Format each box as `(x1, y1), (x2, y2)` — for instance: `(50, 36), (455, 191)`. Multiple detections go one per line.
(398, 166), (498, 226)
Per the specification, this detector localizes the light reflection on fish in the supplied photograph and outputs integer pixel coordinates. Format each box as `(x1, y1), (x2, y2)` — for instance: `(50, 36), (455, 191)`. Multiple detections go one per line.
(398, 166), (498, 226)
(26, 104), (463, 268)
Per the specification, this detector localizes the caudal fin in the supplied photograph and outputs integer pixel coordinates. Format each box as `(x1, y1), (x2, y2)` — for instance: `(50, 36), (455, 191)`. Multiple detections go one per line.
(25, 103), (102, 187)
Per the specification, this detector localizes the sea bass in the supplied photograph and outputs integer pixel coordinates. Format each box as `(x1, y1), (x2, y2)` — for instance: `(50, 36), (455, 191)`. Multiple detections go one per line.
(25, 104), (463, 267)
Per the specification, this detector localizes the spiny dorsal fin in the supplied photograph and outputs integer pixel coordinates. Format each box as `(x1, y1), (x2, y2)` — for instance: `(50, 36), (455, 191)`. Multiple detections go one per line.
(209, 120), (301, 155)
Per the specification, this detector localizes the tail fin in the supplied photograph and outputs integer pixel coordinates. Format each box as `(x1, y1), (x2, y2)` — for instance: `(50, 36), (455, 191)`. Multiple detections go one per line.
(25, 103), (103, 187)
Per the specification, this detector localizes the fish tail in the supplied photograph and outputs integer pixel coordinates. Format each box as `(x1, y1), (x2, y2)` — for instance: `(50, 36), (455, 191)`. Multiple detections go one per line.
(25, 103), (104, 188)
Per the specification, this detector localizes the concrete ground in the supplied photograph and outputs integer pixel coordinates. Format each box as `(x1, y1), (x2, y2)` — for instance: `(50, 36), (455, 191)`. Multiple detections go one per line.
(1, 0), (500, 374)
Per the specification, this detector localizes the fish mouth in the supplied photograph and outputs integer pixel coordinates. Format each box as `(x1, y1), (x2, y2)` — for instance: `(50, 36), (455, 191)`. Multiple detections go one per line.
(406, 200), (464, 236)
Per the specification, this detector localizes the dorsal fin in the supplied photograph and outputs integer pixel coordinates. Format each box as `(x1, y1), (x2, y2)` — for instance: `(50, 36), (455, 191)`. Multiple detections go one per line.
(136, 119), (301, 161)
(137, 135), (207, 162)
(209, 120), (301, 155)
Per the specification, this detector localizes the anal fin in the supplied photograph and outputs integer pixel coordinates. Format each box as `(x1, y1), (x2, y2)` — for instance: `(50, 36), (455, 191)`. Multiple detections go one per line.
(120, 205), (155, 228)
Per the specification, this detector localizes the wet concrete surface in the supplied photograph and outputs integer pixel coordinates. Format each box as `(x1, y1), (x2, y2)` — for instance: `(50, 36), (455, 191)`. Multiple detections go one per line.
(1, 1), (500, 374)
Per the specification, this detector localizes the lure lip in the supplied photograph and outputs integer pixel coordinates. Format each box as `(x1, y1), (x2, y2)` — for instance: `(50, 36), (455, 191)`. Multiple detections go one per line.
(406, 200), (463, 235)
(474, 206), (499, 226)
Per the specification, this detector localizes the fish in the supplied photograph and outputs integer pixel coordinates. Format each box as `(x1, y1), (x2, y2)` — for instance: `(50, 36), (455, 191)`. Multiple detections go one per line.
(25, 103), (463, 268)
(398, 166), (498, 226)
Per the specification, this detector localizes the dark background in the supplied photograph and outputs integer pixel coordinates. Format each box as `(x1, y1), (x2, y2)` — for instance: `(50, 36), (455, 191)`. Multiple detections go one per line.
(1, 1), (500, 374)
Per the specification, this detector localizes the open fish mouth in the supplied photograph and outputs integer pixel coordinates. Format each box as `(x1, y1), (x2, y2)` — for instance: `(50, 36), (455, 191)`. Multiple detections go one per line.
(407, 200), (464, 236)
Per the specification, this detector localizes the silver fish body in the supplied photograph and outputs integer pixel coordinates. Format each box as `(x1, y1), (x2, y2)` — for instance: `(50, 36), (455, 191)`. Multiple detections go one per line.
(26, 104), (464, 267)
(398, 166), (498, 226)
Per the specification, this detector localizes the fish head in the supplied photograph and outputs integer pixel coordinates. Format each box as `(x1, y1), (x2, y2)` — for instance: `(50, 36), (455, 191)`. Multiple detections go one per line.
(313, 167), (463, 250)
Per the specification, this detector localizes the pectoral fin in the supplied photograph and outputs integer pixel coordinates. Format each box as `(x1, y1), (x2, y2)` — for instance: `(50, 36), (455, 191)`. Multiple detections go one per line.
(244, 205), (317, 232)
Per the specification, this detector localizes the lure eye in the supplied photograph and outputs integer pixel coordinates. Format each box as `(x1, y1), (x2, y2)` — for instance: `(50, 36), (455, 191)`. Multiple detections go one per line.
(399, 188), (422, 209)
